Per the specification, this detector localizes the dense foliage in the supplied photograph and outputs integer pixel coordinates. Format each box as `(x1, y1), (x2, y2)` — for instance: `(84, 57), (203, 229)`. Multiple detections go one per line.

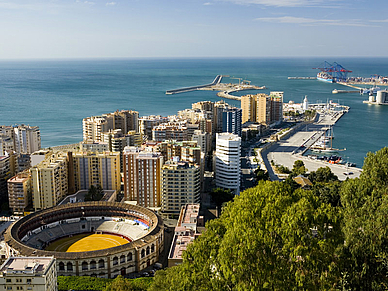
(58, 276), (153, 291)
(149, 147), (388, 290)
(58, 276), (112, 290)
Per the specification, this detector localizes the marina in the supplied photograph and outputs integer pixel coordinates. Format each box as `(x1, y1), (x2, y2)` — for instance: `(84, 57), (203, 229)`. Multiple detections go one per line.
(261, 101), (359, 181)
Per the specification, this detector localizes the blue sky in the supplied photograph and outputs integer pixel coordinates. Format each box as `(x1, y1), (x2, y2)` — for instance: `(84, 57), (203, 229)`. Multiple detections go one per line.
(0, 0), (387, 59)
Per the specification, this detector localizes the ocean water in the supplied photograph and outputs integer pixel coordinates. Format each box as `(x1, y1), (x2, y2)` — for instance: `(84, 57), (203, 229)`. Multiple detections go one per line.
(1, 57), (387, 167)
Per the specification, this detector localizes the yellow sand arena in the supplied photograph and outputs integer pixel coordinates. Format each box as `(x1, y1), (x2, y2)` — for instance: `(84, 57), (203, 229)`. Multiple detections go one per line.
(45, 233), (129, 252)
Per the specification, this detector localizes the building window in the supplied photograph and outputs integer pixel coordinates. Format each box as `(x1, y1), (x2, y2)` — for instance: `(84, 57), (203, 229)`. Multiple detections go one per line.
(141, 249), (145, 258)
(113, 257), (118, 266)
(120, 255), (125, 264)
(59, 262), (65, 271)
(90, 260), (96, 270)
(99, 259), (105, 269)
(67, 262), (73, 271)
(127, 253), (133, 262)
(82, 261), (88, 271)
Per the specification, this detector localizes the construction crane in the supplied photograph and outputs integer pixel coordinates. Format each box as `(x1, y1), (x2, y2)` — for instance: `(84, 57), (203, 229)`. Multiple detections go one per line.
(231, 77), (242, 85)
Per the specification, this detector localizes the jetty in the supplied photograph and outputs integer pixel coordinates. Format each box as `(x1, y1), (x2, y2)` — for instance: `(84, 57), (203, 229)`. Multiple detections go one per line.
(166, 75), (266, 100)
(166, 75), (223, 95)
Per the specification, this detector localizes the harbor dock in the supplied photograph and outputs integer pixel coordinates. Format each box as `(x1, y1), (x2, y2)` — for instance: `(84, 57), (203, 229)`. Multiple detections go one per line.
(260, 104), (360, 181)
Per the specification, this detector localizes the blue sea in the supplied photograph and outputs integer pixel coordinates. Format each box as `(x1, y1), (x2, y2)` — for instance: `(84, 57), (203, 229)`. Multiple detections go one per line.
(1, 57), (388, 167)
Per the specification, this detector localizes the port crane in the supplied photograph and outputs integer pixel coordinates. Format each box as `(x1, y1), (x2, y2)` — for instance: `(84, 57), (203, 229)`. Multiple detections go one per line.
(313, 61), (352, 82)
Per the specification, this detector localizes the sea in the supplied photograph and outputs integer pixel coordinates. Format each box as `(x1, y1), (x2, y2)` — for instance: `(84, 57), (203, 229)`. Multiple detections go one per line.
(1, 57), (388, 168)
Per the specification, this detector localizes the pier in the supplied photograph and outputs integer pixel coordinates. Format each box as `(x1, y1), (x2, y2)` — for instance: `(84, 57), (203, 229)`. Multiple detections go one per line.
(288, 77), (317, 80)
(166, 75), (223, 95)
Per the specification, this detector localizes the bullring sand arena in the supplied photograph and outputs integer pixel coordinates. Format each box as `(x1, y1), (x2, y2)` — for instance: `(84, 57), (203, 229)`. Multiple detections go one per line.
(45, 233), (130, 252)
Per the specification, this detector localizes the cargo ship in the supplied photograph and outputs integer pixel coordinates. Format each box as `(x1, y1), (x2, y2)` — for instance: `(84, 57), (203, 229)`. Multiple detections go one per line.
(317, 72), (335, 83)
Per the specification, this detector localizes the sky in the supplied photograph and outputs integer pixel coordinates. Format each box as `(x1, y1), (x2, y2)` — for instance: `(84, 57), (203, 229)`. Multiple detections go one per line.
(0, 0), (387, 59)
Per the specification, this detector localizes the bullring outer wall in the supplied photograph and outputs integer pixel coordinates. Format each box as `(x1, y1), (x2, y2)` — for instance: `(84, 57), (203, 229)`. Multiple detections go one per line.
(4, 201), (164, 278)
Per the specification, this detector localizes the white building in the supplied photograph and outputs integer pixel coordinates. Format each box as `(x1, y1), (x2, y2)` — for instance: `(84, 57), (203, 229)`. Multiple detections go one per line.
(215, 133), (241, 195)
(0, 257), (57, 291)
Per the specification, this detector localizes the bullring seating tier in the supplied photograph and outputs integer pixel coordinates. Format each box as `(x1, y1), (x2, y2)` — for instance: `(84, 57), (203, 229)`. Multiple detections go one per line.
(24, 218), (150, 250)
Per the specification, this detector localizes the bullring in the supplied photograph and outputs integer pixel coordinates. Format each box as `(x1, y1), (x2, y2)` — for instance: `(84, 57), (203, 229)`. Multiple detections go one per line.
(4, 201), (164, 278)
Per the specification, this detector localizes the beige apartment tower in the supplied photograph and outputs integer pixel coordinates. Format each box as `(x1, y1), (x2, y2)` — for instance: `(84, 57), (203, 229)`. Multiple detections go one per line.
(241, 92), (284, 125)
(72, 151), (121, 192)
(31, 153), (68, 211)
(123, 147), (163, 208)
(241, 94), (257, 124)
(7, 171), (31, 215)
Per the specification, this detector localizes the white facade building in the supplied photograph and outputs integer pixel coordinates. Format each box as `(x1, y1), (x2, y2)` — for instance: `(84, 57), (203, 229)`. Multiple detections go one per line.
(215, 133), (241, 195)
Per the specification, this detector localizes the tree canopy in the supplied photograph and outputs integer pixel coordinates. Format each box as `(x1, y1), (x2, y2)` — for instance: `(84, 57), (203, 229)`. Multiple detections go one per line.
(149, 148), (388, 290)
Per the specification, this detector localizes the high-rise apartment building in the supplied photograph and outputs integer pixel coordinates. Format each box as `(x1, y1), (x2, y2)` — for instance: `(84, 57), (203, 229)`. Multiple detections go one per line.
(158, 141), (201, 166)
(82, 110), (139, 142)
(161, 161), (201, 216)
(215, 133), (241, 195)
(7, 171), (31, 215)
(241, 92), (283, 125)
(31, 152), (68, 211)
(214, 100), (230, 133)
(72, 151), (121, 192)
(0, 155), (11, 201)
(138, 115), (169, 141)
(222, 107), (242, 136)
(270, 91), (284, 124)
(123, 147), (163, 208)
(256, 93), (272, 125)
(14, 125), (41, 154)
(192, 130), (211, 155)
(152, 122), (189, 142)
(0, 125), (41, 155)
(241, 94), (257, 124)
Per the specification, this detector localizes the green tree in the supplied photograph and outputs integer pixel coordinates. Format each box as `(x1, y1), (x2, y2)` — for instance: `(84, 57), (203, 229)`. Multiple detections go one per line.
(309, 166), (338, 184)
(340, 147), (388, 290)
(209, 188), (234, 210)
(311, 181), (342, 207)
(151, 181), (343, 290)
(85, 184), (104, 201)
(254, 168), (270, 181)
(291, 160), (307, 177)
(104, 276), (152, 291)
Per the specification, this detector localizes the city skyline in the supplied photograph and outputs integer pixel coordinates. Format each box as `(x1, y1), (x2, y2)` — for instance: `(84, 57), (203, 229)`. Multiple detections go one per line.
(0, 0), (387, 59)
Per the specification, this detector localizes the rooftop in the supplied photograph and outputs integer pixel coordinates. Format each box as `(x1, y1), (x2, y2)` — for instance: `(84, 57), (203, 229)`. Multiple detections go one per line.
(0, 257), (54, 275)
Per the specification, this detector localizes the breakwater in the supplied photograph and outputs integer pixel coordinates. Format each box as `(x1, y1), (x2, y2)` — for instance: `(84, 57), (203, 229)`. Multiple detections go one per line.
(166, 75), (223, 95)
